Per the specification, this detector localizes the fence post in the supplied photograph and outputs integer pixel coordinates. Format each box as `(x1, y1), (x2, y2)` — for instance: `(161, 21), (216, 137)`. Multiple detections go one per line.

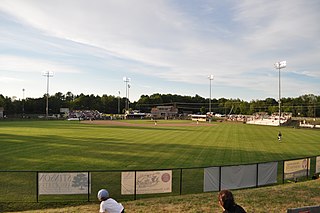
(179, 168), (182, 195)
(219, 166), (221, 191)
(36, 171), (39, 203)
(134, 171), (137, 200)
(282, 160), (285, 184)
(306, 158), (309, 180)
(256, 163), (259, 187)
(87, 171), (90, 202)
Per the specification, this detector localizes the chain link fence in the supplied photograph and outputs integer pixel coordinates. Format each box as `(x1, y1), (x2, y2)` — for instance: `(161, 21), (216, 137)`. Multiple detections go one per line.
(0, 156), (318, 203)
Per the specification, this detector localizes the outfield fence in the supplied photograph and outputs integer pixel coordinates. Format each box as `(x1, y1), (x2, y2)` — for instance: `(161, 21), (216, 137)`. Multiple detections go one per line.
(0, 156), (319, 203)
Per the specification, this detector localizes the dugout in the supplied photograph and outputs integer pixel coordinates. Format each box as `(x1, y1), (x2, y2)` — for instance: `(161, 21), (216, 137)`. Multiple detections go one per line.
(125, 112), (146, 119)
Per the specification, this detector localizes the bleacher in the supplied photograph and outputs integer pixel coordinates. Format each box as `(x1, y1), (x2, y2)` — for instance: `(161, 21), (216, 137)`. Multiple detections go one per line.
(246, 118), (286, 126)
(299, 120), (320, 128)
(246, 113), (291, 126)
(67, 110), (105, 120)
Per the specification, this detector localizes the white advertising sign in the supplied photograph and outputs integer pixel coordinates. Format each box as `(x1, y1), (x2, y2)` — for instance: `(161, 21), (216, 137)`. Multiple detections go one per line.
(121, 170), (172, 195)
(60, 108), (69, 113)
(38, 172), (90, 195)
(284, 158), (310, 180)
(316, 156), (320, 173)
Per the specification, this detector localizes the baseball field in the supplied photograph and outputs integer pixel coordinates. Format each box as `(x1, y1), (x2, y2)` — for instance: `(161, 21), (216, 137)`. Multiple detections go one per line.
(0, 119), (320, 212)
(0, 119), (319, 171)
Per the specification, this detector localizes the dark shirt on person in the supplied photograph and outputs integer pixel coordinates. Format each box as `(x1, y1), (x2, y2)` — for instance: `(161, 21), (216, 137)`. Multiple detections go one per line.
(223, 204), (246, 213)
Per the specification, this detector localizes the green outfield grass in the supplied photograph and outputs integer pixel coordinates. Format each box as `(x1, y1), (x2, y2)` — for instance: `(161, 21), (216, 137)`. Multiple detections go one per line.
(0, 120), (320, 211)
(0, 120), (319, 171)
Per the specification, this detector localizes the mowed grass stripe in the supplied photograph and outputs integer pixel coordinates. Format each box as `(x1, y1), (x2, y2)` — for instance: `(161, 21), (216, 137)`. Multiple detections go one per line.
(191, 126), (216, 166)
(241, 125), (275, 163)
(117, 126), (186, 168)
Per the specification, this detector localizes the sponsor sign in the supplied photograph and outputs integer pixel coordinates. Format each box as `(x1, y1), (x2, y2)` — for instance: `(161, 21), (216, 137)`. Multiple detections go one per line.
(316, 156), (320, 173)
(38, 172), (90, 195)
(60, 108), (69, 113)
(121, 170), (172, 195)
(284, 158), (310, 180)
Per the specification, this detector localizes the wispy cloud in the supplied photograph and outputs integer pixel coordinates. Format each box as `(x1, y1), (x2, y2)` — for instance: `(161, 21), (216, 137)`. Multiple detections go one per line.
(0, 55), (81, 74)
(0, 76), (23, 83)
(0, 0), (319, 100)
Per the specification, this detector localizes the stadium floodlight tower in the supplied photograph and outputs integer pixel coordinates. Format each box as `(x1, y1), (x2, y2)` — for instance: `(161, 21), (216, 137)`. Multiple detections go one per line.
(274, 61), (286, 126)
(42, 71), (54, 118)
(208, 75), (214, 117)
(123, 77), (130, 110)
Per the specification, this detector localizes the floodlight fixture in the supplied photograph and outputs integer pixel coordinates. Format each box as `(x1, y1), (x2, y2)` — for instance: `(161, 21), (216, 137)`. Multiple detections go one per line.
(274, 61), (286, 126)
(275, 61), (286, 69)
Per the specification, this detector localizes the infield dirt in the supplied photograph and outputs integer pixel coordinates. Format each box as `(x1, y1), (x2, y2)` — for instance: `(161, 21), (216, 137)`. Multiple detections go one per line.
(82, 120), (215, 127)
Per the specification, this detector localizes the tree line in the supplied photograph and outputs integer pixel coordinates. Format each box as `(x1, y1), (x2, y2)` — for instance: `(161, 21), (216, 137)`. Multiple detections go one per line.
(0, 92), (319, 117)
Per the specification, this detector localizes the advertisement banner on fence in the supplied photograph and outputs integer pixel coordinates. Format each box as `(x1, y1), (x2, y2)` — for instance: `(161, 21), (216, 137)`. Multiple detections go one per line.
(121, 170), (172, 195)
(38, 172), (90, 195)
(284, 158), (310, 180)
(317, 156), (320, 173)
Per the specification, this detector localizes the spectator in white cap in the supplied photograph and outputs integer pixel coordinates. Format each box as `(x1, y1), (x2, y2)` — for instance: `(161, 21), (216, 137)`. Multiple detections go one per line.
(97, 189), (124, 213)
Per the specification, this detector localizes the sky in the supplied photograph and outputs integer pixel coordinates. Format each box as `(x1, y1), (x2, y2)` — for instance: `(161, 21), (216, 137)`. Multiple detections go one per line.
(0, 0), (319, 102)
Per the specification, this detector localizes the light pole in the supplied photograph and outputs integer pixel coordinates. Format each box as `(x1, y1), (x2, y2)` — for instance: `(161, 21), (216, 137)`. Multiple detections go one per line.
(118, 91), (120, 114)
(128, 83), (131, 110)
(308, 94), (316, 120)
(42, 71), (54, 118)
(208, 75), (214, 116)
(274, 61), (286, 126)
(123, 77), (130, 111)
(22, 88), (25, 117)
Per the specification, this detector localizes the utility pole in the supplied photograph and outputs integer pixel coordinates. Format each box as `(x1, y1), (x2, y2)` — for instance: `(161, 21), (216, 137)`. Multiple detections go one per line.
(42, 71), (54, 118)
(22, 88), (25, 118)
(274, 61), (286, 126)
(208, 75), (214, 121)
(123, 77), (130, 111)
(118, 91), (120, 114)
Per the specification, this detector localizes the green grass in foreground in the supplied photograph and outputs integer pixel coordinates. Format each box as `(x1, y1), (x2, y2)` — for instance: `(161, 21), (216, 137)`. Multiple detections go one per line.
(2, 179), (319, 213)
(0, 120), (319, 171)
